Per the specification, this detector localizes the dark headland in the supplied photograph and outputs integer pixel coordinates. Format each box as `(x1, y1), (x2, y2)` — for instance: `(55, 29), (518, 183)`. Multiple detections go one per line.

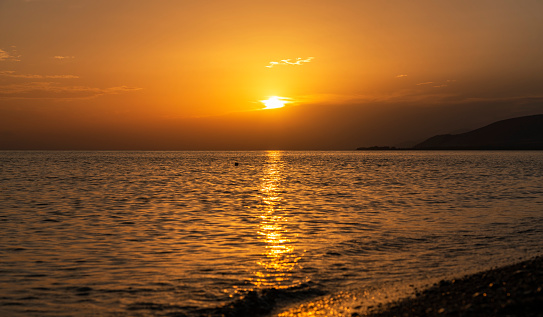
(357, 114), (543, 150)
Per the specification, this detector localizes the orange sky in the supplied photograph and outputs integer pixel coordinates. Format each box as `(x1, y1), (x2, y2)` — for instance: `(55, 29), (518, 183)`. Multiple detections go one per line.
(1, 0), (543, 150)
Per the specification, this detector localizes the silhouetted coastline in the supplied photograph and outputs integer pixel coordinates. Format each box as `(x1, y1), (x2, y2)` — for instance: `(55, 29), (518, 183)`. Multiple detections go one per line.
(357, 114), (543, 151)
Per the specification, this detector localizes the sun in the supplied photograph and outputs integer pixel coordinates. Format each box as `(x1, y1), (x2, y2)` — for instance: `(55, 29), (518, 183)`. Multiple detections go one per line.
(261, 96), (287, 110)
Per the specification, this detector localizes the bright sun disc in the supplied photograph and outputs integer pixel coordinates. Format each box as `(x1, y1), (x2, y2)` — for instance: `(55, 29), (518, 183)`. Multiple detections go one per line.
(261, 96), (286, 109)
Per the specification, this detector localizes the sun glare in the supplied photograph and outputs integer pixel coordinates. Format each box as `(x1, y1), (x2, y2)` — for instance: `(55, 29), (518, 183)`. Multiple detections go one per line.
(261, 96), (287, 110)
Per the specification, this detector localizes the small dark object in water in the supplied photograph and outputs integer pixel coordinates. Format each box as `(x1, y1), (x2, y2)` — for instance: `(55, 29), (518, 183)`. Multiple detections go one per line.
(234, 162), (239, 166)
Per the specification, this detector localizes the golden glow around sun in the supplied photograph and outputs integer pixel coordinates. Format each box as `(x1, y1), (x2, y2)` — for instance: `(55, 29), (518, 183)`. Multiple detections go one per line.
(261, 96), (287, 110)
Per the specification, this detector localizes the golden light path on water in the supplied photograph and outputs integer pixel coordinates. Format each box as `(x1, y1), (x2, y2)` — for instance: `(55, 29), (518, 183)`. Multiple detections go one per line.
(251, 152), (399, 317)
(251, 151), (302, 289)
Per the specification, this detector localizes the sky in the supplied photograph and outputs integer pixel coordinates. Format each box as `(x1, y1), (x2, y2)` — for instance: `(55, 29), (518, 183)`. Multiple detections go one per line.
(1, 0), (542, 150)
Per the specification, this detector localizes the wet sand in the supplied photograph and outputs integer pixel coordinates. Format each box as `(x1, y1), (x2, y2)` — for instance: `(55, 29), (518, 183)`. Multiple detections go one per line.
(365, 255), (543, 317)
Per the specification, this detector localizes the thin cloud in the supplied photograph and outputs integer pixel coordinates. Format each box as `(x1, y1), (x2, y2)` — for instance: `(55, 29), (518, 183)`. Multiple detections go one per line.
(266, 57), (314, 68)
(0, 82), (142, 100)
(0, 50), (10, 61)
(417, 79), (457, 88)
(0, 48), (21, 62)
(54, 56), (75, 60)
(46, 75), (79, 79)
(0, 71), (79, 79)
(396, 74), (408, 78)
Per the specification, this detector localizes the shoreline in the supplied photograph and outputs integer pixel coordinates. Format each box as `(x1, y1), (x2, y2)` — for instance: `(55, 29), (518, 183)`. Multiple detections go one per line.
(272, 255), (542, 317)
(364, 255), (543, 317)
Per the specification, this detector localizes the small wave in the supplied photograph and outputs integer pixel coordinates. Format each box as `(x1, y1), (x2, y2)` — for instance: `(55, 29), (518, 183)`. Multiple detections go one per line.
(127, 302), (190, 313)
(195, 283), (327, 317)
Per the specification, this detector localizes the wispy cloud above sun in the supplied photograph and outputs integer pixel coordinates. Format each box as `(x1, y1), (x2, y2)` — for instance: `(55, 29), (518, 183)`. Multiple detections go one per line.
(266, 57), (314, 68)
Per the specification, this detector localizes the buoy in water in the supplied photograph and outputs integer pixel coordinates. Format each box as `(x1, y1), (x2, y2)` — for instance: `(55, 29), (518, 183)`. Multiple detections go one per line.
(234, 162), (239, 166)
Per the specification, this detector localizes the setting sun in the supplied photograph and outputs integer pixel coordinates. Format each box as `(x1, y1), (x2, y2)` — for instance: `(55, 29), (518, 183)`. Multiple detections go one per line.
(261, 96), (287, 110)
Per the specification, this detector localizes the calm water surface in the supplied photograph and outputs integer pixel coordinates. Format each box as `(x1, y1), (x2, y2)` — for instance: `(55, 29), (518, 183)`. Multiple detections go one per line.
(1, 151), (542, 316)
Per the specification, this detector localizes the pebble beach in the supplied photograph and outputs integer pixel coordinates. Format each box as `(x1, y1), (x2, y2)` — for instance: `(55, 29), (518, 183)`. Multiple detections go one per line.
(366, 255), (543, 317)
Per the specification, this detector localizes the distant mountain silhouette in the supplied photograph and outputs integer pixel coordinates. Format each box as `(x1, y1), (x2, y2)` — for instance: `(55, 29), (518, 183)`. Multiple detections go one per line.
(414, 114), (543, 150)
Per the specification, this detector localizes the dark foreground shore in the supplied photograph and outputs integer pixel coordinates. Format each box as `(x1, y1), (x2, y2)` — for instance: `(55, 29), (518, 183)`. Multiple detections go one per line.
(366, 256), (543, 317)
(199, 256), (542, 317)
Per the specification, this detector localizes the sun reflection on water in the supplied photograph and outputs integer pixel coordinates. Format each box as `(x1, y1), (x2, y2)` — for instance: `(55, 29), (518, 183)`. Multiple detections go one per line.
(251, 151), (302, 289)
